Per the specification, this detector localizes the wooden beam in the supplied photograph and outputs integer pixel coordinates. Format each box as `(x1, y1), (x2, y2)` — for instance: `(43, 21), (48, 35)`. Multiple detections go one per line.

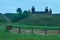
(19, 27), (21, 34)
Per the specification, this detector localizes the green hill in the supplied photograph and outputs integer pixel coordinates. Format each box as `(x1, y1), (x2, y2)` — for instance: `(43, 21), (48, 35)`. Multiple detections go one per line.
(2, 13), (60, 26)
(19, 14), (60, 26)
(5, 13), (22, 23)
(0, 13), (11, 25)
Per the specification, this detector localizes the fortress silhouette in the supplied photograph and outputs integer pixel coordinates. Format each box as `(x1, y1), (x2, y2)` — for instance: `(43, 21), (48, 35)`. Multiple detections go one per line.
(30, 6), (52, 14)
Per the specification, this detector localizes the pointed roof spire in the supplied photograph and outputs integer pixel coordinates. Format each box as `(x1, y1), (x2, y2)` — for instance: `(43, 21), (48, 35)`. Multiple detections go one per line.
(49, 8), (52, 13)
(45, 6), (48, 9)
(32, 6), (35, 9)
(50, 8), (52, 10)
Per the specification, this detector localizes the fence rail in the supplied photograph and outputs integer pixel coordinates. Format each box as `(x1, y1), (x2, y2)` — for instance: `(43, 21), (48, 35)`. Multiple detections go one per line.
(6, 25), (60, 35)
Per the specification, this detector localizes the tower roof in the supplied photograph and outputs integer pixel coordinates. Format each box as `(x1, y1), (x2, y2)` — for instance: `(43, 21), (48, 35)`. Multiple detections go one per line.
(45, 6), (48, 9)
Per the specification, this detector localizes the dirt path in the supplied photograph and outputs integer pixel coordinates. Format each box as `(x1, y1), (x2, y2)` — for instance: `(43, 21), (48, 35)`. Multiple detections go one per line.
(9, 28), (59, 35)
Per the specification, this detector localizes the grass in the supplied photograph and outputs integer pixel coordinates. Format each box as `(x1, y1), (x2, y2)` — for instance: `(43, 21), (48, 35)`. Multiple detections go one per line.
(1, 13), (60, 40)
(0, 24), (60, 40)
(12, 23), (60, 30)
(19, 14), (60, 26)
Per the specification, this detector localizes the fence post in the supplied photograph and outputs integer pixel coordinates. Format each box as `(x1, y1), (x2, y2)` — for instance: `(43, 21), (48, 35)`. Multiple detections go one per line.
(58, 28), (60, 34)
(6, 25), (12, 32)
(19, 27), (21, 34)
(6, 26), (8, 32)
(31, 28), (33, 34)
(45, 28), (47, 35)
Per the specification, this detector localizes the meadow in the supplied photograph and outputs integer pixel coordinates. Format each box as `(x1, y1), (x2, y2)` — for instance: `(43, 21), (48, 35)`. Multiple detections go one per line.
(0, 24), (60, 40)
(0, 13), (60, 40)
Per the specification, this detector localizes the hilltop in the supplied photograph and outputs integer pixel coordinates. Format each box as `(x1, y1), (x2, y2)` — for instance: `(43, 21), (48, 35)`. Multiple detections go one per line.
(0, 13), (11, 25)
(18, 14), (60, 26)
(0, 13), (60, 26)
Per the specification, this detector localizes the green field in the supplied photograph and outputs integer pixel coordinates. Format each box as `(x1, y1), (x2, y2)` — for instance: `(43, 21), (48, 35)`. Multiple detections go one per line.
(0, 13), (60, 40)
(12, 23), (60, 30)
(0, 25), (60, 40)
(1, 13), (60, 26)
(0, 23), (60, 40)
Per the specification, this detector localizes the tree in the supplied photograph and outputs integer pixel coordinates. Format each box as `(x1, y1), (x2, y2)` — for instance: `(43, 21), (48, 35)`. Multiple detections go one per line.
(16, 8), (22, 14)
(23, 10), (30, 18)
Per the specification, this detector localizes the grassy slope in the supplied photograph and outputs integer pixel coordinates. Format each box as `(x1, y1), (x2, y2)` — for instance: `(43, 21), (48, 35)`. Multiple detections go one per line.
(4, 13), (60, 26)
(0, 14), (7, 22)
(0, 13), (60, 40)
(9, 14), (60, 29)
(19, 14), (60, 26)
(0, 14), (9, 25)
(0, 13), (59, 29)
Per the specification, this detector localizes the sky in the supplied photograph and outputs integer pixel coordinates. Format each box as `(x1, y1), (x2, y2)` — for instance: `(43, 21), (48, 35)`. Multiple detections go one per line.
(0, 0), (60, 14)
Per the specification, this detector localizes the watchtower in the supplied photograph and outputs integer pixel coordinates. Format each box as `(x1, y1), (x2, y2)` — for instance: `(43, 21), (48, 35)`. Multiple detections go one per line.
(31, 6), (35, 13)
(49, 8), (52, 13)
(45, 6), (48, 13)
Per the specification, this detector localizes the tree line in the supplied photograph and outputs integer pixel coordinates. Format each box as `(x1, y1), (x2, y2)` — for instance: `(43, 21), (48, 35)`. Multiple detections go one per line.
(5, 8), (31, 22)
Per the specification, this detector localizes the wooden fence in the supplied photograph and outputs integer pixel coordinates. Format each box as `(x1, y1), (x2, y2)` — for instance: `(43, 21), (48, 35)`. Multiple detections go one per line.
(6, 25), (60, 35)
